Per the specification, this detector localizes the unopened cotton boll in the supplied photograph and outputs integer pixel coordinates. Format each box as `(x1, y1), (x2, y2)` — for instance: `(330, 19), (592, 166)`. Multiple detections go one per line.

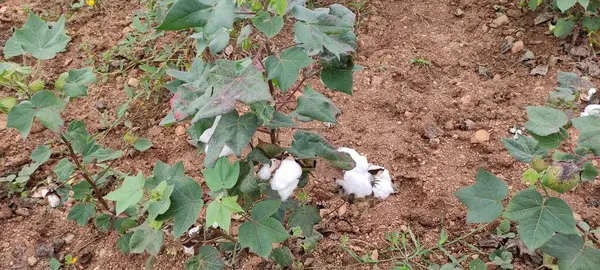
(337, 147), (369, 173)
(336, 170), (373, 198)
(369, 165), (394, 199)
(270, 157), (302, 200)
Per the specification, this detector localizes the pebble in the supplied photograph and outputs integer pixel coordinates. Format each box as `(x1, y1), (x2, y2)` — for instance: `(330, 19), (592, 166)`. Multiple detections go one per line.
(63, 233), (75, 244)
(52, 238), (66, 252)
(27, 256), (37, 266)
(95, 100), (106, 111)
(460, 95), (472, 106)
(455, 8), (464, 17)
(63, 58), (73, 67)
(15, 208), (29, 217)
(175, 126), (186, 136)
(338, 204), (347, 216)
(490, 15), (509, 28)
(127, 77), (140, 88)
(0, 7), (8, 14)
(530, 65), (549, 76)
(471, 130), (490, 144)
(511, 40), (524, 54)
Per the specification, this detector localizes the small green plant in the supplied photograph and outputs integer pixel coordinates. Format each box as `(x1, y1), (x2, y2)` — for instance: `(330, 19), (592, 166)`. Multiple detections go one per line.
(410, 58), (432, 66)
(456, 72), (600, 269)
(524, 0), (600, 38)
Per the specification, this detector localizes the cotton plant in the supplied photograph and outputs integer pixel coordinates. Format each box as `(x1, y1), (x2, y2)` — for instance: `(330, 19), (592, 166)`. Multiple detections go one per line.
(335, 147), (395, 199)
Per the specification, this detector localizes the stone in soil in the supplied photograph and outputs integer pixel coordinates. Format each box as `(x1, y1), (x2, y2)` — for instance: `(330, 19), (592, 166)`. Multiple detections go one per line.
(52, 237), (66, 252)
(35, 244), (54, 258)
(490, 15), (509, 28)
(175, 125), (186, 136)
(470, 130), (490, 144)
(27, 256), (37, 266)
(530, 65), (549, 76)
(63, 233), (75, 244)
(127, 77), (140, 87)
(15, 208), (29, 217)
(511, 40), (524, 54)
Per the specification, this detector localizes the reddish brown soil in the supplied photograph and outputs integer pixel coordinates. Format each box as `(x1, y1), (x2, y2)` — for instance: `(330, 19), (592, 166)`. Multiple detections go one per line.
(1, 0), (599, 269)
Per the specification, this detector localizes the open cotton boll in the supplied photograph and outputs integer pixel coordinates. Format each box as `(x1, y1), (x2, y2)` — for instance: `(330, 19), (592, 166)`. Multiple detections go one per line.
(199, 115), (221, 143)
(257, 159), (281, 180)
(336, 170), (373, 198)
(47, 194), (61, 208)
(337, 147), (369, 173)
(270, 158), (302, 200)
(369, 167), (394, 199)
(588, 88), (597, 101)
(187, 225), (200, 237)
(183, 246), (195, 255)
(581, 104), (600, 117)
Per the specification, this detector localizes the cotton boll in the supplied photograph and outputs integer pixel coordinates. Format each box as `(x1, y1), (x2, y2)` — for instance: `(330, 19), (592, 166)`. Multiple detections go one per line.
(270, 157), (302, 200)
(199, 116), (221, 143)
(588, 88), (597, 101)
(257, 159), (281, 180)
(369, 166), (394, 199)
(337, 147), (369, 173)
(47, 194), (61, 208)
(183, 246), (195, 255)
(336, 170), (373, 198)
(581, 104), (600, 117)
(187, 225), (200, 237)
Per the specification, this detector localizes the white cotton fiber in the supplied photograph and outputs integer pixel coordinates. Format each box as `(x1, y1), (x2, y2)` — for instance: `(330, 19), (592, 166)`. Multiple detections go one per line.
(337, 147), (369, 173)
(336, 170), (373, 198)
(271, 158), (302, 200)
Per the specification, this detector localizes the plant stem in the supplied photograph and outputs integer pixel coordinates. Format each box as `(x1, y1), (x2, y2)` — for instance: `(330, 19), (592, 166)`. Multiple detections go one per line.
(235, 11), (256, 15)
(60, 135), (114, 214)
(209, 227), (238, 243)
(576, 156), (600, 167)
(577, 223), (600, 247)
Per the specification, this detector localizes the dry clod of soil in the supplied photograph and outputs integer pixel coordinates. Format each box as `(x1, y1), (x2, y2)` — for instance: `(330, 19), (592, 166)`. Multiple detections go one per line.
(52, 238), (66, 252)
(490, 14), (509, 28)
(95, 100), (107, 111)
(175, 125), (186, 136)
(63, 233), (75, 244)
(471, 130), (490, 144)
(0, 204), (12, 220)
(521, 50), (535, 61)
(530, 65), (549, 76)
(27, 256), (38, 266)
(454, 8), (464, 17)
(127, 77), (140, 87)
(511, 40), (524, 53)
(35, 244), (54, 258)
(570, 45), (590, 58)
(534, 12), (554, 25)
(14, 208), (30, 217)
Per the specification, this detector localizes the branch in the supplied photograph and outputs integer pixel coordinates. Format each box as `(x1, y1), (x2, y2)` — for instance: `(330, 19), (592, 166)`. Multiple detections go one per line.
(210, 227), (238, 243)
(576, 156), (600, 167)
(235, 11), (256, 15)
(60, 135), (114, 214)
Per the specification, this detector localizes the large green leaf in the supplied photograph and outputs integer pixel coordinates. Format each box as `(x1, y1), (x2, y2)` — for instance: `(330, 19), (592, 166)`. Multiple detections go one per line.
(204, 111), (261, 167)
(185, 246), (225, 270)
(203, 157), (240, 191)
(292, 4), (356, 57)
(502, 136), (548, 163)
(554, 18), (576, 37)
(505, 189), (577, 250)
(156, 175), (204, 238)
(239, 217), (289, 257)
(295, 85), (340, 123)
(7, 90), (64, 139)
(252, 11), (284, 38)
(167, 60), (271, 123)
(288, 204), (321, 237)
(319, 52), (360, 94)
(129, 224), (164, 256)
(557, 0), (577, 12)
(54, 158), (74, 181)
(265, 47), (314, 92)
(454, 169), (508, 223)
(270, 247), (293, 267)
(572, 116), (600, 152)
(525, 106), (569, 136)
(104, 172), (145, 215)
(67, 203), (96, 225)
(541, 234), (600, 270)
(62, 68), (97, 97)
(205, 195), (244, 232)
(133, 138), (153, 151)
(287, 131), (355, 170)
(157, 0), (235, 32)
(3, 12), (70, 60)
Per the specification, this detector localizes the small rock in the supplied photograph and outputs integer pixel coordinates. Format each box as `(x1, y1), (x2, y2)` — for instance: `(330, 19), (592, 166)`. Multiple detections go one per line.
(530, 65), (549, 76)
(127, 77), (140, 88)
(63, 233), (75, 244)
(502, 28), (517, 35)
(573, 212), (583, 222)
(444, 120), (454, 130)
(0, 6), (8, 14)
(338, 204), (347, 216)
(515, 30), (524, 39)
(452, 134), (459, 139)
(35, 244), (54, 258)
(471, 130), (490, 144)
(15, 208), (29, 217)
(304, 258), (314, 266)
(225, 45), (234, 56)
(400, 225), (408, 232)
(520, 50), (535, 61)
(454, 8), (464, 17)
(511, 40), (524, 54)
(175, 125), (186, 136)
(63, 58), (73, 67)
(490, 15), (509, 28)
(506, 9), (522, 18)
(371, 76), (383, 86)
(371, 249), (379, 261)
(52, 238), (66, 252)
(27, 256), (37, 266)
(404, 111), (414, 119)
(95, 100), (106, 111)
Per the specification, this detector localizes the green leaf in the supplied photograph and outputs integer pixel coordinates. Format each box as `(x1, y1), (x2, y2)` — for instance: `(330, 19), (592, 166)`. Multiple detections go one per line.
(572, 116), (600, 152)
(205, 196), (243, 232)
(295, 85), (340, 123)
(204, 111), (261, 167)
(525, 106), (569, 136)
(0, 97), (17, 113)
(94, 213), (111, 232)
(133, 138), (153, 151)
(557, 0), (577, 12)
(185, 246), (225, 270)
(146, 182), (174, 222)
(469, 258), (487, 270)
(54, 158), (74, 181)
(541, 234), (600, 270)
(579, 0), (590, 9)
(289, 204), (321, 237)
(67, 203), (96, 225)
(129, 225), (164, 256)
(252, 11), (284, 38)
(49, 258), (62, 270)
(321, 67), (354, 94)
(554, 18), (576, 37)
(251, 199), (282, 221)
(156, 175), (204, 238)
(157, 0), (235, 31)
(502, 136), (548, 163)
(292, 5), (356, 57)
(63, 67), (97, 97)
(582, 161), (598, 181)
(505, 189), (577, 250)
(72, 181), (91, 200)
(288, 131), (355, 170)
(104, 172), (145, 215)
(117, 233), (133, 253)
(522, 168), (540, 185)
(583, 15), (600, 32)
(7, 90), (63, 139)
(265, 47), (314, 92)
(239, 217), (289, 257)
(529, 128), (569, 149)
(203, 157), (240, 192)
(3, 12), (70, 60)
(270, 247), (293, 266)
(454, 169), (508, 223)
